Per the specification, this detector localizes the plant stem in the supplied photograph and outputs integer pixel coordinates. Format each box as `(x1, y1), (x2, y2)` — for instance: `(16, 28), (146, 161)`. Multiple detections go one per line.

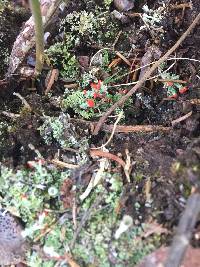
(29, 0), (44, 75)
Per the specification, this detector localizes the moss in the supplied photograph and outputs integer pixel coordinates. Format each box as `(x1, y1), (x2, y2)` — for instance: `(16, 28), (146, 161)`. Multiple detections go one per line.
(46, 41), (79, 80)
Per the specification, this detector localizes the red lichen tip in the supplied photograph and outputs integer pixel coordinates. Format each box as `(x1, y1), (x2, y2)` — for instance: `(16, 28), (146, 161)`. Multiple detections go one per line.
(179, 86), (188, 94)
(166, 81), (174, 87)
(87, 99), (95, 108)
(90, 80), (102, 90)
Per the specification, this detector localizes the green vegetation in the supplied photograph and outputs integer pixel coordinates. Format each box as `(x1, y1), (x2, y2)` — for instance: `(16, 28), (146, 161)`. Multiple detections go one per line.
(0, 164), (158, 266)
(61, 79), (131, 119)
(61, 10), (98, 37)
(39, 113), (89, 154)
(0, 0), (8, 13)
(46, 41), (79, 80)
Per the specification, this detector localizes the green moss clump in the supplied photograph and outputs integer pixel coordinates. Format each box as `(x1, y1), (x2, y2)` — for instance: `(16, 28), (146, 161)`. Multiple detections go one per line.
(46, 41), (79, 80)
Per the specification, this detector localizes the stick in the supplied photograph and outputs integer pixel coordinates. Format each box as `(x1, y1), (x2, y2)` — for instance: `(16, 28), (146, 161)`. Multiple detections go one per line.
(101, 124), (171, 133)
(165, 192), (200, 267)
(93, 13), (200, 135)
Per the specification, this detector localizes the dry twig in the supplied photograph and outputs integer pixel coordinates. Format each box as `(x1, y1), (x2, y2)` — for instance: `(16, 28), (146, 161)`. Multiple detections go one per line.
(13, 92), (32, 111)
(171, 111), (193, 126)
(101, 124), (171, 133)
(90, 149), (126, 168)
(51, 159), (79, 169)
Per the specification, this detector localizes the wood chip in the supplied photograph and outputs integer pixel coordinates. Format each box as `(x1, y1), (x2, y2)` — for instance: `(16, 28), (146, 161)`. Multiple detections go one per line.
(45, 69), (59, 94)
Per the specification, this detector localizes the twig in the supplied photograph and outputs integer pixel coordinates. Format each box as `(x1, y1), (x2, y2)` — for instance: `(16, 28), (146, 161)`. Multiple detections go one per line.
(93, 13), (200, 135)
(125, 12), (141, 18)
(156, 78), (187, 84)
(34, 220), (56, 242)
(70, 118), (171, 133)
(115, 51), (132, 66)
(13, 92), (32, 110)
(29, 0), (44, 75)
(170, 3), (192, 10)
(63, 254), (80, 267)
(45, 69), (59, 94)
(51, 159), (79, 169)
(188, 98), (200, 105)
(90, 149), (126, 168)
(108, 57), (200, 86)
(171, 111), (192, 126)
(99, 124), (171, 133)
(165, 192), (200, 267)
(64, 83), (78, 89)
(124, 149), (131, 183)
(97, 111), (123, 149)
(45, 253), (80, 267)
(1, 111), (20, 119)
(79, 158), (107, 201)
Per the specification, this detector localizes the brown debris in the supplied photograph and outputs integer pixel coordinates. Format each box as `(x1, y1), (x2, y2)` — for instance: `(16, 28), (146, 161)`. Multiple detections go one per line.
(60, 179), (75, 209)
(171, 111), (193, 126)
(100, 124), (171, 133)
(45, 68), (59, 95)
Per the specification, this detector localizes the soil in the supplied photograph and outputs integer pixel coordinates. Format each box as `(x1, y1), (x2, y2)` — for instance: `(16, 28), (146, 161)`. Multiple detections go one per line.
(0, 0), (199, 266)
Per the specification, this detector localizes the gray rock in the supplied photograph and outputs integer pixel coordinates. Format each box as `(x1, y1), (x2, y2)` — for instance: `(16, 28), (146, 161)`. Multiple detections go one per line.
(0, 210), (28, 265)
(113, 0), (135, 11)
